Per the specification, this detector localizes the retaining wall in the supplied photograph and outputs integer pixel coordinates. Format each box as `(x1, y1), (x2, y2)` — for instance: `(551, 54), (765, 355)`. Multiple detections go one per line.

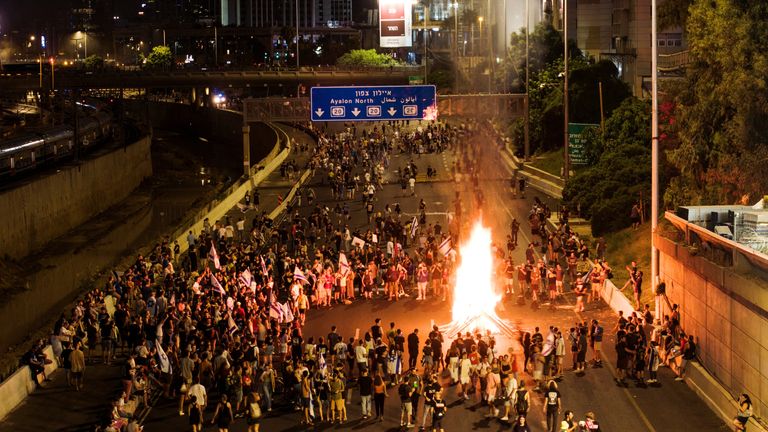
(656, 233), (768, 426)
(0, 136), (153, 258)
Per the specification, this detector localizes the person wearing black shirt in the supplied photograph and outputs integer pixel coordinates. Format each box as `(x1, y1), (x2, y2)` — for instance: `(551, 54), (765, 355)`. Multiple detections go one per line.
(328, 326), (341, 361)
(543, 381), (561, 432)
(394, 330), (406, 354)
(615, 335), (631, 386)
(421, 375), (440, 429)
(371, 319), (383, 341)
(432, 390), (447, 432)
(407, 329), (420, 369)
(431, 336), (444, 372)
(374, 339), (388, 376)
(358, 369), (373, 419)
(677, 334), (696, 381)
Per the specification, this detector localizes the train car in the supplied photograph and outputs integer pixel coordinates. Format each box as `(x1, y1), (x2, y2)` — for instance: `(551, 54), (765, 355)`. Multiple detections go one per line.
(0, 110), (113, 178)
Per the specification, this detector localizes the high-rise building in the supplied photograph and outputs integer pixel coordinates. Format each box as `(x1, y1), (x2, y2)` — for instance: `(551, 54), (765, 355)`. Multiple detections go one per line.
(314, 0), (352, 28)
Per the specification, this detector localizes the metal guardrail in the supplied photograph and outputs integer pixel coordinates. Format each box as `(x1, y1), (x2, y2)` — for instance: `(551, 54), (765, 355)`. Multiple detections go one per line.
(665, 211), (768, 270)
(658, 50), (690, 72)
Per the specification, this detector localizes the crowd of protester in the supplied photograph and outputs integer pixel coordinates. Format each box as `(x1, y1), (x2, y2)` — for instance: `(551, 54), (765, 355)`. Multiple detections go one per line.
(13, 118), (728, 432)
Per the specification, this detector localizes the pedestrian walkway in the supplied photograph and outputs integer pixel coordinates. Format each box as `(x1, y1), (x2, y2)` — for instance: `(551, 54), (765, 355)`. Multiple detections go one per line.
(0, 124), (316, 432)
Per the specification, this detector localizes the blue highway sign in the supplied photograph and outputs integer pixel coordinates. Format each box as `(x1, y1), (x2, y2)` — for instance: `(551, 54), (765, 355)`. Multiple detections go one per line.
(310, 85), (437, 122)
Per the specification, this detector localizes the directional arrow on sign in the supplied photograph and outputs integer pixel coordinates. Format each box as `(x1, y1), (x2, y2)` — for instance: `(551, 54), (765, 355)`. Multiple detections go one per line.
(315, 108), (325, 117)
(351, 108), (361, 117)
(387, 107), (397, 116)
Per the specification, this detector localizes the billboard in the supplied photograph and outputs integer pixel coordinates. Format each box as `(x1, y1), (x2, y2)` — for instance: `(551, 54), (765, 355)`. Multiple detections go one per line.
(380, 0), (412, 48)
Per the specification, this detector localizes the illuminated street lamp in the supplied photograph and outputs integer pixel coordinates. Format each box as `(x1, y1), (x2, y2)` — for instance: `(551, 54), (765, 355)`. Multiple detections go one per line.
(452, 2), (459, 93)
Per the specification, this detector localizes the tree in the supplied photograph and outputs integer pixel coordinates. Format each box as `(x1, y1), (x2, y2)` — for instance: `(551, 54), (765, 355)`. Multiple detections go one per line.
(83, 55), (104, 70)
(144, 45), (173, 70)
(665, 0), (768, 206)
(569, 60), (630, 124)
(500, 23), (581, 93)
(336, 49), (400, 68)
(563, 98), (651, 235)
(658, 0), (694, 30)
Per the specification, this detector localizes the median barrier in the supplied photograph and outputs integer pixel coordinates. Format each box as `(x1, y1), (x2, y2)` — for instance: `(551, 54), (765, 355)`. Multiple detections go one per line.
(172, 124), (291, 256)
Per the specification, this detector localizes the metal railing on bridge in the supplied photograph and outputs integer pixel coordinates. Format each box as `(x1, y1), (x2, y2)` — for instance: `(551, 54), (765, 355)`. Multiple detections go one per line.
(658, 50), (690, 73)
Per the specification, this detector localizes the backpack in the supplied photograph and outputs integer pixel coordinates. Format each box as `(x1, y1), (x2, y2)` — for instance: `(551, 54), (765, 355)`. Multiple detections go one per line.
(249, 401), (261, 419)
(515, 389), (528, 413)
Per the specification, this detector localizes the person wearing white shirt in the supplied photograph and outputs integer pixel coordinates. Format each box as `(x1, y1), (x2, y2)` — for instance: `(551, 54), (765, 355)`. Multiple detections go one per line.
(187, 377), (207, 423)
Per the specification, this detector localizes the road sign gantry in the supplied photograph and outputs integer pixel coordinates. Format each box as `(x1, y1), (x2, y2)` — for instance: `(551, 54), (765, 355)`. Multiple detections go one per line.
(310, 85), (437, 122)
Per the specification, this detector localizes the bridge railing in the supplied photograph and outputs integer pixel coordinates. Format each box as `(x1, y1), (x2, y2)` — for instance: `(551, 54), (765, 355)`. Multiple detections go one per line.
(658, 50), (690, 72)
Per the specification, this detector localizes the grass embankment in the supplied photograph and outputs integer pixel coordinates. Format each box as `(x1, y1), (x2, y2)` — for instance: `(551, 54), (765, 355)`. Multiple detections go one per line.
(529, 149), (564, 177)
(602, 222), (653, 307)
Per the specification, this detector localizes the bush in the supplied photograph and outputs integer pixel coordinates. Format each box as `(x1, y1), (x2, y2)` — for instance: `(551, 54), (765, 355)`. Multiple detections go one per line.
(336, 49), (400, 68)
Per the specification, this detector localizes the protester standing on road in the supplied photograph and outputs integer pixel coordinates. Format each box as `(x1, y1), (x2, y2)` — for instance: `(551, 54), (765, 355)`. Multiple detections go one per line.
(512, 415), (532, 432)
(211, 394), (234, 432)
(407, 329), (420, 369)
(358, 368), (373, 419)
(399, 378), (415, 427)
(188, 395), (203, 432)
(246, 390), (262, 432)
(70, 341), (85, 392)
(544, 380), (562, 432)
(373, 374), (388, 421)
(432, 390), (447, 432)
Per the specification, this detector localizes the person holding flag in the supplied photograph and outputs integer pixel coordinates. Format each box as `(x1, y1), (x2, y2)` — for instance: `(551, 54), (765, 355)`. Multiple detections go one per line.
(210, 271), (227, 296)
(209, 241), (221, 270)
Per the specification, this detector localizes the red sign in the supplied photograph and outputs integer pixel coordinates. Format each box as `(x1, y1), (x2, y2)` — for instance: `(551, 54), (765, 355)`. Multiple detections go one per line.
(381, 20), (406, 37)
(380, 3), (405, 20)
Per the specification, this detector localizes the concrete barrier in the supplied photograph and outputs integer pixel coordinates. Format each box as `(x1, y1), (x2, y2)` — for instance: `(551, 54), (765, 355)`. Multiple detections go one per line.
(0, 345), (57, 422)
(502, 143), (564, 200)
(268, 169), (313, 221)
(172, 137), (291, 256)
(601, 278), (636, 318)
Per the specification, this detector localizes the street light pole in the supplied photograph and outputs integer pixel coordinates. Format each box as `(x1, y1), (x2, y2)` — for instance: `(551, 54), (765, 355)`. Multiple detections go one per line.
(487, 0), (492, 93)
(651, 0), (660, 316)
(424, 6), (429, 85)
(453, 2), (459, 94)
(296, 0), (300, 69)
(563, 0), (570, 181)
(524, 0), (530, 160)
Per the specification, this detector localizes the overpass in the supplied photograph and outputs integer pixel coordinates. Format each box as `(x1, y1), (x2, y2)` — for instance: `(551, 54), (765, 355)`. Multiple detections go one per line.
(0, 67), (418, 92)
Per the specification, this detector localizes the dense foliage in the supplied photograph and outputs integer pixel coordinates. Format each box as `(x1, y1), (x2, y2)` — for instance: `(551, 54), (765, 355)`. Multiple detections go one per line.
(336, 49), (400, 68)
(504, 24), (629, 156)
(665, 0), (768, 206)
(144, 46), (172, 69)
(563, 98), (651, 235)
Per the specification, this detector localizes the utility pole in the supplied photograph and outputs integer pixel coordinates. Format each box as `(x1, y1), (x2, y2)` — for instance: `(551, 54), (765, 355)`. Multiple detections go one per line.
(453, 2), (459, 94)
(424, 5), (429, 84)
(563, 0), (570, 181)
(524, 0), (530, 160)
(651, 0), (660, 317)
(296, 0), (300, 69)
(487, 0), (492, 93)
(502, 0), (507, 92)
(599, 81), (605, 135)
